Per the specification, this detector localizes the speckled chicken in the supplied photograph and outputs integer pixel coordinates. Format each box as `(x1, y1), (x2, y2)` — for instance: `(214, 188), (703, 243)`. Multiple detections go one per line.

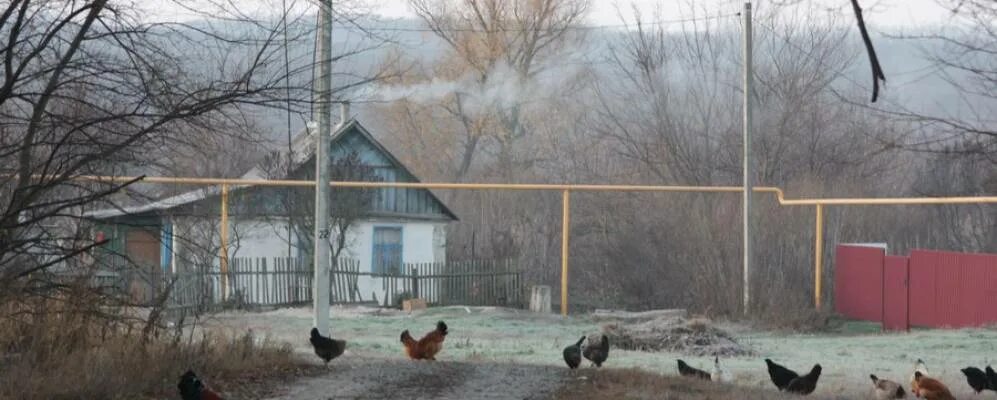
(871, 374), (906, 400)
(582, 334), (609, 367)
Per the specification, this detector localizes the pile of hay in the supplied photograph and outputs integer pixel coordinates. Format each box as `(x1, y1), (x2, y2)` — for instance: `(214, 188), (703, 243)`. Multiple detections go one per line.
(602, 316), (753, 357)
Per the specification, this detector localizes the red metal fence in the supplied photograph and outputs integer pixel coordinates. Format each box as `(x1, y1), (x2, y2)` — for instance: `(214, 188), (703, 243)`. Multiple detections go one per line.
(834, 245), (997, 330)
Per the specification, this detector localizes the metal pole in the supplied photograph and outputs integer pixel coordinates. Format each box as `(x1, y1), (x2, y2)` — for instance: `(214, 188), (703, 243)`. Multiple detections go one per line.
(313, 0), (332, 334)
(560, 190), (570, 316)
(814, 204), (824, 309)
(742, 1), (754, 315)
(220, 184), (229, 300)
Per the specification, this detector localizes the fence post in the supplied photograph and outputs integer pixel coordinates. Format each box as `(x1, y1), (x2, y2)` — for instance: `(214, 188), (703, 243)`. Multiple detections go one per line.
(412, 267), (420, 299)
(815, 203), (824, 310)
(561, 189), (570, 316)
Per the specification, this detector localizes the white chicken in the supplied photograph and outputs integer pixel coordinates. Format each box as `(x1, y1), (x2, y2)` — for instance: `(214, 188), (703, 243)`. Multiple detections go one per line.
(711, 355), (733, 383)
(910, 359), (928, 398)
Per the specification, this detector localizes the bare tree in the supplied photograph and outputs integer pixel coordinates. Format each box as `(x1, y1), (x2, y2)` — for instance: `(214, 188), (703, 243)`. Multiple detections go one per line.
(574, 5), (904, 315)
(404, 0), (591, 180)
(871, 0), (996, 161)
(0, 0), (384, 318)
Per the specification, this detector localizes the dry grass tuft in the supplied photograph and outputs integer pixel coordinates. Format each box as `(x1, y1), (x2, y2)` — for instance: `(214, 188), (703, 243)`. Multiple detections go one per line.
(554, 368), (848, 400)
(0, 295), (308, 399)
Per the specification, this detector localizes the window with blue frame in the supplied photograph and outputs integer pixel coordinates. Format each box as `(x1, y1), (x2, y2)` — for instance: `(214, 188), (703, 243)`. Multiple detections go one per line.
(372, 227), (402, 275)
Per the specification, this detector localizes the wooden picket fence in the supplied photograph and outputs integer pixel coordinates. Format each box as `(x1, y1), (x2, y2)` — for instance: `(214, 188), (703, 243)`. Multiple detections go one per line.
(331, 258), (523, 307)
(161, 257), (523, 316)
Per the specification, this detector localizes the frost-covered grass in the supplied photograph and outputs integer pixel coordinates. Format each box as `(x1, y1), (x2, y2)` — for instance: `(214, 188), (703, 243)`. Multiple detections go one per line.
(207, 306), (997, 398)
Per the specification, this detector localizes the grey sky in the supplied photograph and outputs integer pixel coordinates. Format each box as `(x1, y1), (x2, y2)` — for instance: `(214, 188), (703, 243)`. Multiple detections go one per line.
(145, 0), (957, 29)
(370, 0), (956, 29)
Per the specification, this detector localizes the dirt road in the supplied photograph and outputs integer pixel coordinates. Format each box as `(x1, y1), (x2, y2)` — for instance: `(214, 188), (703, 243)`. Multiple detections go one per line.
(265, 357), (569, 400)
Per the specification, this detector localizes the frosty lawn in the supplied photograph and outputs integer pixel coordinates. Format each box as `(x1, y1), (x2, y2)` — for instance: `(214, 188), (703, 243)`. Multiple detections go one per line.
(205, 306), (997, 398)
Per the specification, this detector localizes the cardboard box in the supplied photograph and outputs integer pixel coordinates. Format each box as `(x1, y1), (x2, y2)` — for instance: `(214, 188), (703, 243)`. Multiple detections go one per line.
(403, 298), (427, 312)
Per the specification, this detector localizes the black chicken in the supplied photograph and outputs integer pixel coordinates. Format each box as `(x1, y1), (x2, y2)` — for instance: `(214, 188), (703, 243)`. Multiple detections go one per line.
(765, 359), (800, 391)
(987, 366), (997, 390)
(178, 370), (224, 400)
(309, 327), (346, 366)
(677, 359), (711, 380)
(582, 334), (609, 367)
(962, 367), (991, 393)
(562, 336), (585, 369)
(785, 364), (822, 395)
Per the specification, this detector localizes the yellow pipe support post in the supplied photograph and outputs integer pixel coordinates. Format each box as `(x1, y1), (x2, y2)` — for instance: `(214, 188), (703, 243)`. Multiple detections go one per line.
(561, 189), (571, 316)
(814, 204), (824, 310)
(220, 184), (230, 300)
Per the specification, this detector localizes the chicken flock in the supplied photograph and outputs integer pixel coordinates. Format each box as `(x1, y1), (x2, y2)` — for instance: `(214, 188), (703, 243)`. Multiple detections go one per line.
(175, 323), (989, 399)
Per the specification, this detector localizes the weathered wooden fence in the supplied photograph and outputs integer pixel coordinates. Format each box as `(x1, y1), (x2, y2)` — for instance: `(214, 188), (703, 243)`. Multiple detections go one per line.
(331, 258), (523, 307)
(160, 257), (523, 315)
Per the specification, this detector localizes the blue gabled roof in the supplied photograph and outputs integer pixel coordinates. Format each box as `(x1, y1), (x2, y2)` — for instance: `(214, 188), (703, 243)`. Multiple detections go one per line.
(294, 118), (458, 221)
(84, 118), (458, 222)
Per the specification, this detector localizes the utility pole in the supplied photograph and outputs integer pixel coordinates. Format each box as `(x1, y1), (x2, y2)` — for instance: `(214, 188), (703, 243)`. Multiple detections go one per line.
(313, 0), (332, 334)
(742, 1), (754, 315)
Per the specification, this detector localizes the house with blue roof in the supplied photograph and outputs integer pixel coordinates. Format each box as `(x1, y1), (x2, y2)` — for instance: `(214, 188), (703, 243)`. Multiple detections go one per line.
(85, 114), (458, 304)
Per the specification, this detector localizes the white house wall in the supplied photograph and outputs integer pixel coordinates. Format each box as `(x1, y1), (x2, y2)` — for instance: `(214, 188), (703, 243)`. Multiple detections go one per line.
(170, 216), (448, 305)
(337, 219), (446, 305)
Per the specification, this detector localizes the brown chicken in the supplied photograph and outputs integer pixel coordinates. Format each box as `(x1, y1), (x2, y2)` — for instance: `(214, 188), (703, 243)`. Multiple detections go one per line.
(400, 320), (448, 360)
(913, 371), (955, 400)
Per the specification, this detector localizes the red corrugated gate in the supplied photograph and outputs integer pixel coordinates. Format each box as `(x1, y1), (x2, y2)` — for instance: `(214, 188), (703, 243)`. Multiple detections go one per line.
(833, 245), (884, 322)
(835, 246), (997, 330)
(882, 256), (909, 331)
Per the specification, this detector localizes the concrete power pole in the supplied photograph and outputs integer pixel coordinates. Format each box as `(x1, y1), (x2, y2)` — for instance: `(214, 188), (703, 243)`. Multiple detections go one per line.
(742, 1), (754, 315)
(313, 0), (333, 334)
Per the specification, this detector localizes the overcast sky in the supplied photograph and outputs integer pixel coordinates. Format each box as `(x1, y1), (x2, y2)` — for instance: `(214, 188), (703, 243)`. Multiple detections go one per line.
(146, 0), (958, 30)
(368, 0), (956, 29)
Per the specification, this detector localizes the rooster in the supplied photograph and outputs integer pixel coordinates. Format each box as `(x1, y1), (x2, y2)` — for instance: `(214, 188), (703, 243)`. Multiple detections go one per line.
(913, 371), (955, 400)
(910, 359), (929, 398)
(177, 370), (224, 400)
(785, 364), (822, 395)
(765, 359), (800, 391)
(870, 374), (906, 400)
(677, 359), (711, 380)
(562, 336), (585, 369)
(582, 334), (609, 367)
(400, 320), (448, 360)
(962, 366), (990, 394)
(309, 327), (346, 366)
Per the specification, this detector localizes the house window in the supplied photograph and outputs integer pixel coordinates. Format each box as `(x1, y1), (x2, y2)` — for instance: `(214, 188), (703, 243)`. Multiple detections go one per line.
(372, 227), (402, 275)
